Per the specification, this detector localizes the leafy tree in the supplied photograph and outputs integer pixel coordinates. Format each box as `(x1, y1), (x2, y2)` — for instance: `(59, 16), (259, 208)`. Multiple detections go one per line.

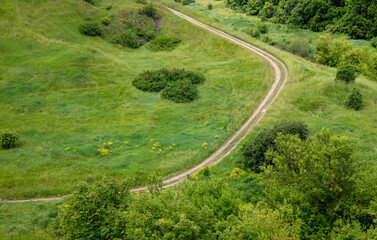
(242, 120), (309, 171)
(0, 130), (18, 149)
(315, 35), (351, 67)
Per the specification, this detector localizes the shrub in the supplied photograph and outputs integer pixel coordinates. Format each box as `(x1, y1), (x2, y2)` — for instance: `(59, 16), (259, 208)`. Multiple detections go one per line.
(208, 4), (213, 10)
(242, 120), (309, 171)
(0, 130), (18, 149)
(79, 22), (102, 36)
(161, 80), (199, 103)
(181, 0), (195, 5)
(132, 68), (205, 92)
(371, 38), (377, 48)
(174, 0), (181, 2)
(136, 0), (147, 4)
(146, 36), (181, 52)
(246, 28), (260, 38)
(136, 28), (156, 41)
(288, 40), (311, 58)
(52, 179), (130, 239)
(257, 23), (268, 34)
(113, 30), (143, 48)
(101, 17), (111, 26)
(83, 0), (95, 5)
(345, 88), (363, 110)
(139, 4), (158, 18)
(336, 65), (356, 83)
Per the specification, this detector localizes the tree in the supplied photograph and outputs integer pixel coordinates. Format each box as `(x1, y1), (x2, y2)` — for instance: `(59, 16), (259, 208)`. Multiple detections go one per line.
(336, 65), (356, 83)
(345, 88), (363, 110)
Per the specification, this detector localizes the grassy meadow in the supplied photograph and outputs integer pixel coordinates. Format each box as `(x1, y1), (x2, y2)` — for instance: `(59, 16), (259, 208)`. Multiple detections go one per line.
(0, 0), (272, 200)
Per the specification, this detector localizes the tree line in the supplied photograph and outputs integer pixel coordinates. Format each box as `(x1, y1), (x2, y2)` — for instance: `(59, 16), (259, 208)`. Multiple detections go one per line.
(226, 0), (377, 39)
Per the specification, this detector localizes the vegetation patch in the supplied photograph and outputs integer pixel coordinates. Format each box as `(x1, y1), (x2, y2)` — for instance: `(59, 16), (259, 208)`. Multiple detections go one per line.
(345, 88), (363, 111)
(132, 68), (205, 102)
(242, 120), (309, 171)
(336, 65), (357, 83)
(146, 36), (182, 52)
(0, 130), (18, 149)
(79, 22), (102, 36)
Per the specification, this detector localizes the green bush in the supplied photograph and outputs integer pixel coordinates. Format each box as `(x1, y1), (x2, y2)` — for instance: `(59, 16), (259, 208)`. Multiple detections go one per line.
(135, 0), (147, 4)
(207, 4), (213, 10)
(242, 120), (309, 171)
(132, 68), (205, 92)
(174, 0), (181, 2)
(336, 65), (357, 83)
(0, 130), (18, 149)
(257, 23), (268, 34)
(79, 22), (102, 36)
(83, 0), (95, 5)
(146, 36), (181, 52)
(101, 17), (111, 26)
(113, 30), (143, 48)
(139, 4), (158, 18)
(246, 28), (260, 38)
(52, 179), (130, 239)
(345, 88), (363, 110)
(181, 0), (195, 5)
(288, 40), (311, 58)
(161, 80), (199, 103)
(371, 38), (377, 48)
(136, 28), (156, 41)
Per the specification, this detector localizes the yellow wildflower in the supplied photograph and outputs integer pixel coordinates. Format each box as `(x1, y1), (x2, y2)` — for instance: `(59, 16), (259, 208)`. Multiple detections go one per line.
(64, 147), (70, 151)
(124, 141), (128, 144)
(108, 142), (113, 145)
(214, 135), (220, 138)
(135, 145), (139, 148)
(204, 122), (208, 124)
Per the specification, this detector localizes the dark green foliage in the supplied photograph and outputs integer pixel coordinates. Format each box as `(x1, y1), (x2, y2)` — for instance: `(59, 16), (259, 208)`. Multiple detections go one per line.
(246, 27), (260, 38)
(161, 80), (199, 103)
(135, 0), (147, 4)
(132, 68), (205, 92)
(113, 30), (143, 48)
(78, 22), (101, 36)
(345, 88), (363, 110)
(257, 23), (268, 34)
(208, 3), (213, 10)
(139, 3), (158, 18)
(226, 0), (377, 39)
(181, 0), (195, 5)
(174, 0), (182, 2)
(0, 130), (18, 149)
(336, 65), (357, 83)
(83, 0), (95, 5)
(242, 120), (309, 171)
(371, 38), (377, 48)
(146, 36), (181, 52)
(53, 179), (130, 239)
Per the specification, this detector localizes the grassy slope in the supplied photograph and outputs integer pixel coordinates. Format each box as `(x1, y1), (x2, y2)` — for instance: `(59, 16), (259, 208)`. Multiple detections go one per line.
(0, 202), (58, 240)
(162, 0), (377, 172)
(0, 0), (271, 199)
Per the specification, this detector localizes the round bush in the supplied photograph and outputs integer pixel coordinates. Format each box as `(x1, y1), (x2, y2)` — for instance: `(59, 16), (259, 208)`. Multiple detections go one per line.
(207, 4), (213, 10)
(1, 130), (18, 149)
(345, 88), (363, 110)
(242, 120), (309, 171)
(161, 80), (199, 103)
(113, 30), (143, 49)
(257, 24), (268, 34)
(139, 4), (158, 18)
(146, 36), (181, 52)
(79, 22), (102, 36)
(181, 0), (195, 5)
(182, 71), (205, 84)
(336, 65), (356, 83)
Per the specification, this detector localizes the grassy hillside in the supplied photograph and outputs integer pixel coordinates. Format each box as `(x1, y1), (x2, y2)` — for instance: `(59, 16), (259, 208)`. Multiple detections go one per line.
(0, 0), (272, 200)
(162, 0), (377, 170)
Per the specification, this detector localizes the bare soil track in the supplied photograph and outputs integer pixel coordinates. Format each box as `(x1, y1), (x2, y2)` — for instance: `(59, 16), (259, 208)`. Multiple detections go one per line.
(3, 7), (288, 203)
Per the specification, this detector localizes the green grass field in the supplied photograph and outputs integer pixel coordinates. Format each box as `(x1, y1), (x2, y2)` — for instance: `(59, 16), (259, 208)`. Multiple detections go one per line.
(2, 0), (377, 238)
(0, 0), (272, 200)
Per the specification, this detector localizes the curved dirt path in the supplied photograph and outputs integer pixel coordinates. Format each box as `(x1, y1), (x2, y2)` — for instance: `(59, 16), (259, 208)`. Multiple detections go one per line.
(3, 7), (288, 203)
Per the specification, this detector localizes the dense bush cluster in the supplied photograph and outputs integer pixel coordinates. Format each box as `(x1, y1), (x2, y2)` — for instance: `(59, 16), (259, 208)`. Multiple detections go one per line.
(345, 88), (363, 110)
(132, 68), (205, 102)
(113, 30), (144, 48)
(0, 130), (18, 149)
(79, 22), (102, 36)
(335, 65), (356, 83)
(226, 0), (377, 39)
(146, 36), (182, 52)
(139, 4), (158, 18)
(242, 120), (309, 171)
